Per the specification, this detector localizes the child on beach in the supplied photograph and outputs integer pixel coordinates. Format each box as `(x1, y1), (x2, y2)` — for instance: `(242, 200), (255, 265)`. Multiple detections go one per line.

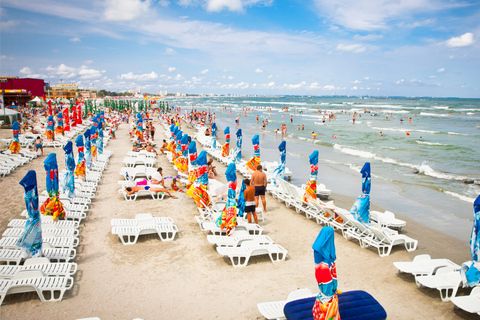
(170, 178), (183, 192)
(243, 178), (257, 224)
(35, 136), (43, 156)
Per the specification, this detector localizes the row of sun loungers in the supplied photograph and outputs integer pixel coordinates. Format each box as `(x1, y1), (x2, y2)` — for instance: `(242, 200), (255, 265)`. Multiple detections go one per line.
(0, 129), (113, 306)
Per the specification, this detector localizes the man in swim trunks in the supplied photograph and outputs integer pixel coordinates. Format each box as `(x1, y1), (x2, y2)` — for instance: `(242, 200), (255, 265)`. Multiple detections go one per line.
(244, 178), (257, 224)
(251, 165), (267, 214)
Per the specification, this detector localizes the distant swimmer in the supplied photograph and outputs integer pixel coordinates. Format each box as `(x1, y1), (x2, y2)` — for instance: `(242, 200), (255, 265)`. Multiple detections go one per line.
(235, 117), (239, 124)
(312, 132), (317, 139)
(297, 125), (300, 130)
(379, 132), (383, 137)
(419, 136), (424, 141)
(352, 115), (356, 124)
(301, 124), (304, 130)
(332, 135), (338, 139)
(290, 115), (293, 123)
(256, 115), (259, 123)
(409, 117), (412, 124)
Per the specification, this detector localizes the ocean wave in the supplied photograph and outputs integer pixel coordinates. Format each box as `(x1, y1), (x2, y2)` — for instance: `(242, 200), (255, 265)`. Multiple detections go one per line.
(416, 162), (469, 181)
(379, 110), (410, 114)
(416, 141), (447, 146)
(433, 106), (449, 110)
(370, 126), (439, 134)
(467, 112), (476, 115)
(447, 131), (471, 136)
(443, 191), (476, 204)
(420, 112), (449, 117)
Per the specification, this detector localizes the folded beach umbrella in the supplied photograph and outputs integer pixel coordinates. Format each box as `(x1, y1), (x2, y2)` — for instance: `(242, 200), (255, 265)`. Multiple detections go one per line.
(272, 141), (287, 185)
(188, 140), (198, 184)
(312, 226), (339, 320)
(63, 108), (70, 132)
(16, 170), (42, 258)
(76, 102), (82, 125)
(236, 179), (246, 218)
(169, 124), (175, 139)
(350, 162), (371, 224)
(90, 125), (97, 160)
(84, 129), (92, 169)
(97, 121), (104, 155)
(48, 100), (53, 116)
(246, 134), (260, 172)
(186, 150), (211, 208)
(71, 105), (77, 127)
(8, 121), (20, 154)
(461, 194), (480, 287)
(74, 135), (86, 180)
(211, 123), (217, 148)
(181, 134), (189, 157)
(234, 129), (242, 163)
(221, 126), (230, 157)
(303, 150), (318, 202)
(62, 141), (76, 198)
(41, 153), (65, 221)
(55, 112), (64, 135)
(218, 163), (237, 235)
(45, 115), (55, 142)
(136, 112), (143, 139)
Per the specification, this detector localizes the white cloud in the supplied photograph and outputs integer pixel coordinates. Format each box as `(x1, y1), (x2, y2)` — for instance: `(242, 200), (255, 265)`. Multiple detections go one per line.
(437, 67), (445, 73)
(313, 0), (459, 31)
(268, 75), (274, 79)
(44, 64), (77, 76)
(364, 77), (370, 80)
(200, 69), (209, 74)
(336, 43), (366, 53)
(353, 34), (383, 41)
(351, 86), (358, 90)
(175, 74), (184, 80)
(323, 85), (335, 90)
(267, 82), (275, 87)
(228, 76), (234, 80)
(284, 81), (306, 89)
(352, 80), (361, 84)
(445, 32), (474, 47)
(400, 18), (436, 29)
(70, 37), (81, 43)
(120, 71), (158, 81)
(1, 20), (20, 30)
(104, 0), (151, 21)
(254, 68), (264, 73)
(78, 66), (102, 79)
(84, 60), (94, 65)
(168, 67), (176, 72)
(165, 48), (176, 55)
(205, 0), (272, 12)
(19, 67), (32, 75)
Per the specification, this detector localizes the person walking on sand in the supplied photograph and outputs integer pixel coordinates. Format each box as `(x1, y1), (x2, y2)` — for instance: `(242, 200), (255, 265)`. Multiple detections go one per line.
(251, 165), (267, 214)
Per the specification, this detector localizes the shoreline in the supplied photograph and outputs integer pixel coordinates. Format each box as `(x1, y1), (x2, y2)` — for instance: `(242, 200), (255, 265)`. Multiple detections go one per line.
(0, 115), (476, 319)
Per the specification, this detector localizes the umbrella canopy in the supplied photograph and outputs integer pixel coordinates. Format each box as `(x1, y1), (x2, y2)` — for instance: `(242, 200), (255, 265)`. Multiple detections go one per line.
(76, 102), (82, 124)
(246, 134), (260, 172)
(48, 100), (53, 116)
(461, 195), (480, 287)
(303, 150), (318, 202)
(62, 141), (76, 198)
(350, 162), (371, 224)
(236, 179), (246, 218)
(188, 140), (198, 184)
(218, 163), (237, 235)
(41, 153), (65, 221)
(312, 226), (339, 320)
(8, 121), (20, 154)
(186, 150), (210, 208)
(211, 123), (217, 148)
(16, 170), (42, 258)
(272, 141), (287, 185)
(45, 115), (55, 142)
(221, 126), (230, 157)
(234, 129), (242, 163)
(74, 135), (86, 180)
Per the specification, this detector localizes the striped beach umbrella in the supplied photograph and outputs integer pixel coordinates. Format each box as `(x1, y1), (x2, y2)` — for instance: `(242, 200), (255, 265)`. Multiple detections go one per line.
(62, 141), (76, 198)
(218, 162), (237, 235)
(8, 121), (20, 154)
(272, 141), (287, 185)
(187, 150), (211, 208)
(16, 170), (42, 258)
(246, 134), (260, 172)
(303, 150), (318, 202)
(221, 126), (230, 157)
(312, 226), (339, 320)
(41, 153), (65, 221)
(74, 135), (85, 180)
(461, 195), (480, 287)
(350, 162), (371, 224)
(234, 129), (242, 163)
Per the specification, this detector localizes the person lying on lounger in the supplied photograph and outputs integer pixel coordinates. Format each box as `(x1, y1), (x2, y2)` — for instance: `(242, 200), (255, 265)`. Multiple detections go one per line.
(145, 143), (158, 155)
(124, 186), (176, 198)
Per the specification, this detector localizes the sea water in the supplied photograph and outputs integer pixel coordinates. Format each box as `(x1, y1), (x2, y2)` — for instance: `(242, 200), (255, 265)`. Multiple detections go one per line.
(171, 96), (480, 243)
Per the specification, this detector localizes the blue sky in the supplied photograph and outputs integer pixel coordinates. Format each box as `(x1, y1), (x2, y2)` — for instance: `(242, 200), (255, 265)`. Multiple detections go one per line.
(1, 0), (479, 97)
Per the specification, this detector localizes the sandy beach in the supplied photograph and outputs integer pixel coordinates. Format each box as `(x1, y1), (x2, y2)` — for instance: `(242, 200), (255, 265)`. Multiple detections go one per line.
(0, 117), (476, 320)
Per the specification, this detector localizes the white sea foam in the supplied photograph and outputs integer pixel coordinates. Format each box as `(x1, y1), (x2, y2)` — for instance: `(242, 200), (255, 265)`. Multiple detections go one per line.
(467, 112), (475, 115)
(443, 191), (475, 204)
(379, 110), (410, 114)
(447, 132), (471, 136)
(416, 141), (446, 146)
(420, 112), (449, 117)
(433, 105), (449, 110)
(416, 162), (468, 181)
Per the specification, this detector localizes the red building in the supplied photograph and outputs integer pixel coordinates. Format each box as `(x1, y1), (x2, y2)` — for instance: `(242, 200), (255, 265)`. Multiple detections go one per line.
(0, 77), (47, 106)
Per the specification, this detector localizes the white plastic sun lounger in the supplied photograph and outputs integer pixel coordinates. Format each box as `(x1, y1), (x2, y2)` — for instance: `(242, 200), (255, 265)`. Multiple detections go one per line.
(0, 257), (77, 279)
(393, 254), (461, 278)
(257, 288), (317, 320)
(22, 209), (87, 223)
(0, 244), (76, 265)
(450, 286), (480, 314)
(216, 240), (288, 268)
(415, 266), (463, 301)
(201, 221), (264, 235)
(118, 189), (166, 201)
(123, 156), (155, 168)
(0, 270), (74, 305)
(110, 213), (174, 227)
(3, 227), (79, 238)
(0, 235), (79, 250)
(360, 226), (417, 257)
(370, 210), (406, 230)
(8, 218), (79, 230)
(207, 230), (274, 247)
(111, 222), (179, 245)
